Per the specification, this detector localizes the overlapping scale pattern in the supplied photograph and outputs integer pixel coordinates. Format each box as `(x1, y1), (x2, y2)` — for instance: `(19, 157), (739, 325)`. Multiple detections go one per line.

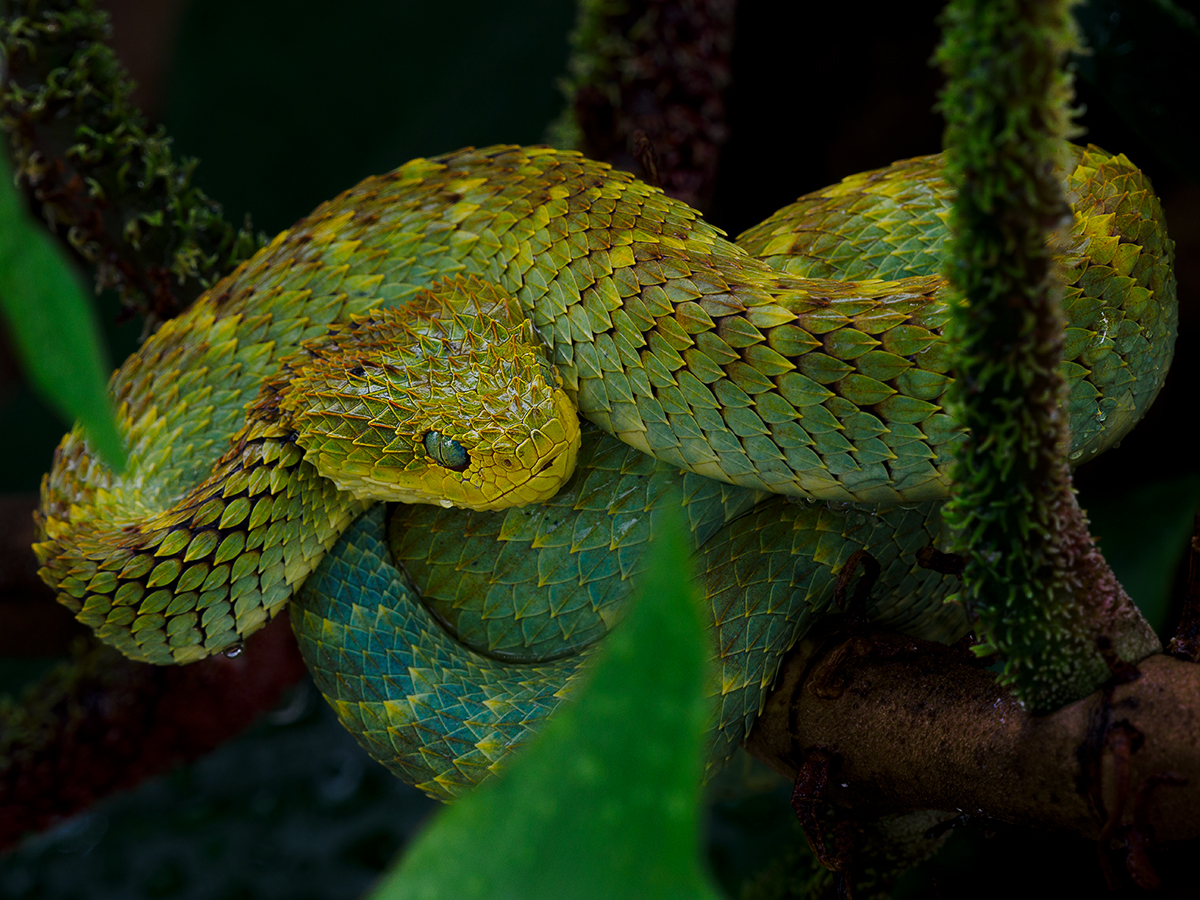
(292, 505), (597, 799)
(389, 424), (764, 663)
(738, 144), (1176, 468)
(34, 144), (1176, 794)
(278, 275), (579, 509)
(37, 425), (364, 663)
(296, 430), (964, 798)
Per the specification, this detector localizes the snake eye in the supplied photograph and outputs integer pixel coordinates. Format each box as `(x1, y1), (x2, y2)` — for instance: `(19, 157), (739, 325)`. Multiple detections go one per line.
(423, 431), (470, 471)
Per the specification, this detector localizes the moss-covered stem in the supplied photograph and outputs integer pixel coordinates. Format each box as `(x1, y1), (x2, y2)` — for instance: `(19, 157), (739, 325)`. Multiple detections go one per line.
(936, 0), (1158, 712)
(0, 0), (262, 328)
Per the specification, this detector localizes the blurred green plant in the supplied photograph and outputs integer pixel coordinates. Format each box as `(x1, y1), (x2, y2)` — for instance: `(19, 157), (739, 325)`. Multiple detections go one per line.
(369, 504), (723, 900)
(0, 0), (263, 323)
(0, 151), (123, 470)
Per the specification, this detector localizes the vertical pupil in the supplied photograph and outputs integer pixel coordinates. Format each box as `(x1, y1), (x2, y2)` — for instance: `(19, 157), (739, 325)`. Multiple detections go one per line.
(423, 431), (470, 471)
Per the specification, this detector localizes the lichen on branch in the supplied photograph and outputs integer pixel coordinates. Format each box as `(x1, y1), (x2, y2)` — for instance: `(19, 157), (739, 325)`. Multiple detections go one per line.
(0, 0), (263, 327)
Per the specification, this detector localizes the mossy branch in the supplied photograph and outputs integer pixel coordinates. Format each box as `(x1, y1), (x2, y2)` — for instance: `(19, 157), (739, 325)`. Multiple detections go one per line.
(936, 0), (1158, 711)
(0, 0), (263, 327)
(0, 0), (290, 843)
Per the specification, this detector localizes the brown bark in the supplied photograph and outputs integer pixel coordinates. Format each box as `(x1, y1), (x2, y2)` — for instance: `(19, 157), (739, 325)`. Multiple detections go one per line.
(745, 630), (1200, 844)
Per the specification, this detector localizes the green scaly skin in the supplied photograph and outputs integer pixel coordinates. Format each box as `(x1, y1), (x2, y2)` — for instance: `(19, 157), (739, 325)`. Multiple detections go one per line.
(35, 144), (1175, 797)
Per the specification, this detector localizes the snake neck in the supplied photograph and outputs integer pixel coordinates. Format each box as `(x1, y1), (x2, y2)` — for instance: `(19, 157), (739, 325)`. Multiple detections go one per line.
(35, 409), (366, 664)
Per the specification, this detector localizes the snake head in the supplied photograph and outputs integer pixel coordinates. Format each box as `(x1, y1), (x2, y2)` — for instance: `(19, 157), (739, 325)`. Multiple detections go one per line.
(275, 276), (580, 510)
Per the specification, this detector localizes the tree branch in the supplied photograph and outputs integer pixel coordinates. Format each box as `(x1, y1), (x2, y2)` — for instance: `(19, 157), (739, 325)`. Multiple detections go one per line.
(745, 631), (1200, 844)
(0, 0), (262, 326)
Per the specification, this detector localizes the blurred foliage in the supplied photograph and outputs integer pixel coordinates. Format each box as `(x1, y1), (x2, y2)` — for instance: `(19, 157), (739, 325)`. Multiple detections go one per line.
(0, 680), (436, 900)
(1072, 0), (1200, 179)
(0, 152), (124, 470)
(0, 0), (264, 323)
(162, 0), (576, 236)
(371, 507), (721, 900)
(1081, 473), (1200, 634)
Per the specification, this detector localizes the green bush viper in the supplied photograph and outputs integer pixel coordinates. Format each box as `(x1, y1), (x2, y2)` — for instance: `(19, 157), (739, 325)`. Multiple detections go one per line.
(34, 143), (1176, 799)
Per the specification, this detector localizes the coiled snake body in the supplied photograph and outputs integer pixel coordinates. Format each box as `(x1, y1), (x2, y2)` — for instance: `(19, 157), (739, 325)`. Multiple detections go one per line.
(35, 145), (1176, 798)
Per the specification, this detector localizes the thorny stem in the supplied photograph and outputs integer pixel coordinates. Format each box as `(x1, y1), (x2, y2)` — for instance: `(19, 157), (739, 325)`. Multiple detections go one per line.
(0, 0), (282, 841)
(550, 0), (735, 212)
(936, 0), (1158, 712)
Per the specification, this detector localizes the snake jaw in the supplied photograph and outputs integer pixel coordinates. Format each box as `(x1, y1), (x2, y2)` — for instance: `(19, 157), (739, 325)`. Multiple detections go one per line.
(307, 386), (581, 510)
(472, 388), (582, 508)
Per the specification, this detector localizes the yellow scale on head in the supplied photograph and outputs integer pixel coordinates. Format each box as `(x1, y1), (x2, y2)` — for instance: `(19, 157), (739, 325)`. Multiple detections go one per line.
(275, 275), (581, 511)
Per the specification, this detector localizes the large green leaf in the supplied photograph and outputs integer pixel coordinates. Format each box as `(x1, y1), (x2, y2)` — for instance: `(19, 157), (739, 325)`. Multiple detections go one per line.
(371, 504), (723, 900)
(0, 153), (125, 471)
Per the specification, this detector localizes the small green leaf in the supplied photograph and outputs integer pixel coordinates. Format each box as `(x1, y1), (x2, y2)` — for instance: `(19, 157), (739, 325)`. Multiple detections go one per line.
(0, 153), (125, 472)
(371, 503), (721, 900)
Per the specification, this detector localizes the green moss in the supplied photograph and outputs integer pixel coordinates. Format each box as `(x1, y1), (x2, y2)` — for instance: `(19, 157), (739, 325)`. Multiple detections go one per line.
(936, 0), (1106, 711)
(0, 0), (262, 324)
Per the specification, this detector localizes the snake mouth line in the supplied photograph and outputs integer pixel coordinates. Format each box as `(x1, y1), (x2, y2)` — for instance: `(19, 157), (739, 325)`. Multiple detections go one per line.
(533, 456), (560, 475)
(489, 448), (570, 502)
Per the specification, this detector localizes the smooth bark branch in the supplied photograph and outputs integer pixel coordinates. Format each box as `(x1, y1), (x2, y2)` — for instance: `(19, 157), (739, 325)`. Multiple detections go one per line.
(744, 633), (1200, 842)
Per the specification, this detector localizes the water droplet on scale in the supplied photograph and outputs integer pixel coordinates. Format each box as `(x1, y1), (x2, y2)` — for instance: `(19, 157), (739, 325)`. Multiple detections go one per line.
(224, 642), (245, 659)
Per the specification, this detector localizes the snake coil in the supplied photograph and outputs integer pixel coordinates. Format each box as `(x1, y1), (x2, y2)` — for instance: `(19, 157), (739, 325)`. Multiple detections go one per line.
(36, 144), (1175, 798)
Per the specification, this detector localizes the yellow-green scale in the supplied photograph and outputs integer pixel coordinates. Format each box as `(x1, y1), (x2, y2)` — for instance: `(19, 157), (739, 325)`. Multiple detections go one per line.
(34, 144), (1176, 784)
(38, 421), (364, 664)
(737, 145), (1176, 468)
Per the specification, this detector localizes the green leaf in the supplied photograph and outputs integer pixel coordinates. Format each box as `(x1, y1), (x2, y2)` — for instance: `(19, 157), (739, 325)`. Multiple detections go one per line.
(1081, 473), (1200, 633)
(371, 502), (722, 900)
(0, 153), (125, 472)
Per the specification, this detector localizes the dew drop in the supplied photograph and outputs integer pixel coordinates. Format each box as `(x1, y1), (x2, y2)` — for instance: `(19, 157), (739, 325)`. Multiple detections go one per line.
(224, 642), (245, 658)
